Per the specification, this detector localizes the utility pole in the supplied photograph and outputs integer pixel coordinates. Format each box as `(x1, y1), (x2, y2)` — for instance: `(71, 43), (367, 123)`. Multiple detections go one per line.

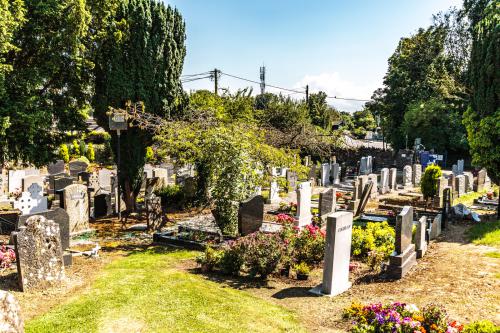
(213, 68), (219, 95)
(305, 85), (309, 104)
(259, 66), (266, 95)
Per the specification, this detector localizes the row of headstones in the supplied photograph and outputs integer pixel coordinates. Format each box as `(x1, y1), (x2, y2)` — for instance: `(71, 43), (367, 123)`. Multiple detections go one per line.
(320, 163), (342, 187)
(312, 205), (444, 297)
(239, 182), (337, 236)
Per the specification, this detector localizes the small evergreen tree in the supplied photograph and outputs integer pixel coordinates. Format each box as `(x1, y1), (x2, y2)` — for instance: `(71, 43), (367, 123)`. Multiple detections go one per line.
(420, 164), (442, 200)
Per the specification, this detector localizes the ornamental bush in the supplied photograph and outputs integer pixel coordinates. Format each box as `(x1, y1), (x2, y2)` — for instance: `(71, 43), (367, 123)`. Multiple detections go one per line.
(351, 222), (395, 261)
(421, 164), (443, 200)
(58, 144), (70, 163)
(463, 320), (500, 333)
(86, 143), (95, 162)
(219, 241), (246, 276)
(288, 224), (325, 266)
(241, 232), (284, 278)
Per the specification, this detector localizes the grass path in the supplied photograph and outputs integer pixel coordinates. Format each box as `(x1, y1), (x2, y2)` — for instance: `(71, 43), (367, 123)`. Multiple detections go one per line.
(26, 248), (304, 333)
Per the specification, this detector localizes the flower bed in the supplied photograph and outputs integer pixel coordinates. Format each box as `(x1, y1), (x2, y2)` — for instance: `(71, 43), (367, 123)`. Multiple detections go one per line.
(0, 245), (16, 269)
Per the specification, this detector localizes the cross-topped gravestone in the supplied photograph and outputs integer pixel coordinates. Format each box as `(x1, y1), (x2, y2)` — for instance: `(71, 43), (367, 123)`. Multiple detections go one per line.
(22, 175), (43, 192)
(310, 211), (353, 296)
(388, 206), (417, 278)
(13, 215), (65, 291)
(13, 183), (47, 215)
(63, 184), (89, 234)
(238, 195), (264, 236)
(296, 181), (312, 227)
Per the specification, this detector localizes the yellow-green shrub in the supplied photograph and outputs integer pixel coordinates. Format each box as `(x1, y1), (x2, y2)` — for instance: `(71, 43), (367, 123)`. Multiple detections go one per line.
(351, 222), (395, 260)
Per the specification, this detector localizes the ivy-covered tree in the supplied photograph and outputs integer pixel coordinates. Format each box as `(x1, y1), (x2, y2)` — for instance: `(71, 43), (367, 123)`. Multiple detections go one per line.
(0, 0), (91, 165)
(93, 0), (186, 210)
(463, 0), (499, 185)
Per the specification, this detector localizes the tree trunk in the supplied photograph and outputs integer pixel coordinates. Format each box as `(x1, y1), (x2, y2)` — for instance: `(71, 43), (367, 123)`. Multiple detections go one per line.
(123, 180), (136, 212)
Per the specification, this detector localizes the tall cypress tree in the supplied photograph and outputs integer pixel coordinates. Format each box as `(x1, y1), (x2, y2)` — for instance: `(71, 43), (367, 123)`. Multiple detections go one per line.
(463, 0), (499, 216)
(93, 0), (186, 209)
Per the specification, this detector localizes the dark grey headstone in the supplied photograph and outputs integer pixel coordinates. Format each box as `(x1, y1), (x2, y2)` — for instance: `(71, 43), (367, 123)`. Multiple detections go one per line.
(52, 176), (75, 193)
(13, 216), (65, 291)
(68, 160), (89, 177)
(388, 206), (417, 279)
(47, 160), (65, 175)
(94, 193), (112, 218)
(319, 188), (336, 217)
(78, 172), (91, 185)
(238, 195), (264, 236)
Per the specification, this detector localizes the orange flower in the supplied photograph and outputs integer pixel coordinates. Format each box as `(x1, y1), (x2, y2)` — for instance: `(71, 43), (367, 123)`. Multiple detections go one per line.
(419, 327), (426, 333)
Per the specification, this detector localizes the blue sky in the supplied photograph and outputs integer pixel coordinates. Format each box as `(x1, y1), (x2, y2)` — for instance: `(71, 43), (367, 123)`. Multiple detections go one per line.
(166, 0), (463, 111)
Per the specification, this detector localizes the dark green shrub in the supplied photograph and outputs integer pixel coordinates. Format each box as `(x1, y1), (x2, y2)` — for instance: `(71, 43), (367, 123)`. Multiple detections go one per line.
(241, 232), (284, 279)
(463, 321), (500, 333)
(154, 185), (184, 207)
(421, 164), (442, 200)
(219, 242), (245, 276)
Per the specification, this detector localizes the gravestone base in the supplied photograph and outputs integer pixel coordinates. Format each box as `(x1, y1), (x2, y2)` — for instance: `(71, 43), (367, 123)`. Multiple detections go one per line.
(295, 214), (312, 228)
(416, 245), (427, 259)
(388, 245), (416, 279)
(309, 281), (351, 297)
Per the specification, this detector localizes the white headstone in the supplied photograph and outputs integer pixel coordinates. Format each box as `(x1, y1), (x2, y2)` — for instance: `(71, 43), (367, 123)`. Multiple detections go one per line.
(402, 165), (412, 188)
(321, 163), (331, 187)
(380, 168), (389, 194)
(13, 183), (47, 215)
(267, 181), (280, 204)
(311, 211), (353, 296)
(295, 181), (312, 227)
(389, 168), (397, 191)
(8, 170), (26, 194)
(331, 163), (341, 185)
(415, 216), (427, 258)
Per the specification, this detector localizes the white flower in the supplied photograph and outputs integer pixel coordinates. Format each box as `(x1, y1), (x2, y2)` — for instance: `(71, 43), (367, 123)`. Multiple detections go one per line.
(404, 304), (419, 313)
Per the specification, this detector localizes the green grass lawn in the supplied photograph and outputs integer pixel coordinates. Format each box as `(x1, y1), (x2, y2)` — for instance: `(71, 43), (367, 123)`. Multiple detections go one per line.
(26, 248), (305, 333)
(468, 220), (500, 248)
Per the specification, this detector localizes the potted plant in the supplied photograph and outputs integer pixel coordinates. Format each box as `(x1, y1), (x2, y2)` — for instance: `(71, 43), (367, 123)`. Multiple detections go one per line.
(294, 262), (310, 280)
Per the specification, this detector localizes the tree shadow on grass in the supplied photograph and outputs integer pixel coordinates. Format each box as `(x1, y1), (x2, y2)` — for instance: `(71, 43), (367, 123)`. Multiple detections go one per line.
(188, 268), (276, 291)
(272, 286), (318, 299)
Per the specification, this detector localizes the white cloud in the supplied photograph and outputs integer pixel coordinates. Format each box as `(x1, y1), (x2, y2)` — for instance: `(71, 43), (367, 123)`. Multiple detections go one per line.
(293, 72), (379, 112)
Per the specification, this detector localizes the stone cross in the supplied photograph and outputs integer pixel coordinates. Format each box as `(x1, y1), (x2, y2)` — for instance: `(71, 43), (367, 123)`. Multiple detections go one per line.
(310, 211), (353, 296)
(388, 206), (417, 278)
(295, 181), (312, 227)
(22, 175), (43, 192)
(267, 181), (280, 204)
(238, 195), (264, 236)
(63, 184), (89, 234)
(13, 215), (65, 291)
(13, 183), (47, 215)
(402, 165), (412, 188)
(319, 188), (336, 219)
(415, 216), (427, 258)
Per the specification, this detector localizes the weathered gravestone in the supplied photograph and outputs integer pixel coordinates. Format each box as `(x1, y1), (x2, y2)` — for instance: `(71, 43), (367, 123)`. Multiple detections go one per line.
(267, 181), (280, 204)
(0, 168), (7, 196)
(455, 175), (465, 197)
(319, 188), (336, 219)
(13, 216), (65, 291)
(8, 170), (25, 194)
(436, 177), (449, 208)
(0, 290), (24, 333)
(13, 183), (47, 215)
(457, 159), (464, 175)
(51, 175), (74, 196)
(463, 172), (474, 193)
(412, 164), (422, 187)
(22, 175), (43, 192)
(402, 165), (412, 188)
(88, 173), (99, 191)
(310, 211), (353, 296)
(146, 197), (163, 231)
(415, 216), (427, 258)
(17, 208), (71, 266)
(321, 163), (331, 187)
(98, 169), (113, 192)
(68, 160), (89, 177)
(286, 170), (297, 192)
(331, 163), (341, 185)
(389, 168), (397, 191)
(359, 157), (369, 175)
(348, 177), (360, 213)
(429, 214), (442, 240)
(296, 181), (312, 227)
(368, 174), (378, 198)
(380, 168), (389, 194)
(238, 195), (264, 236)
(388, 206), (417, 279)
(47, 160), (65, 175)
(474, 169), (487, 192)
(63, 184), (90, 234)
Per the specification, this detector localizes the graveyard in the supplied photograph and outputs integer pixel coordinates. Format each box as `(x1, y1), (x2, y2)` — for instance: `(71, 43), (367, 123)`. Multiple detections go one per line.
(1, 0), (500, 332)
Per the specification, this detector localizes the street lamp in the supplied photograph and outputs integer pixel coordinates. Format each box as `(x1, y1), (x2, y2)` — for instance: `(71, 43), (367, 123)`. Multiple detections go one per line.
(107, 107), (128, 221)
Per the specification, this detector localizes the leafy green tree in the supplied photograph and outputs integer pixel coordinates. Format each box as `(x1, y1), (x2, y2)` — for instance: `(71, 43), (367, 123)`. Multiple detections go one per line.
(463, 0), (499, 185)
(92, 0), (186, 210)
(0, 0), (91, 165)
(255, 94), (309, 131)
(307, 92), (340, 130)
(367, 25), (467, 152)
